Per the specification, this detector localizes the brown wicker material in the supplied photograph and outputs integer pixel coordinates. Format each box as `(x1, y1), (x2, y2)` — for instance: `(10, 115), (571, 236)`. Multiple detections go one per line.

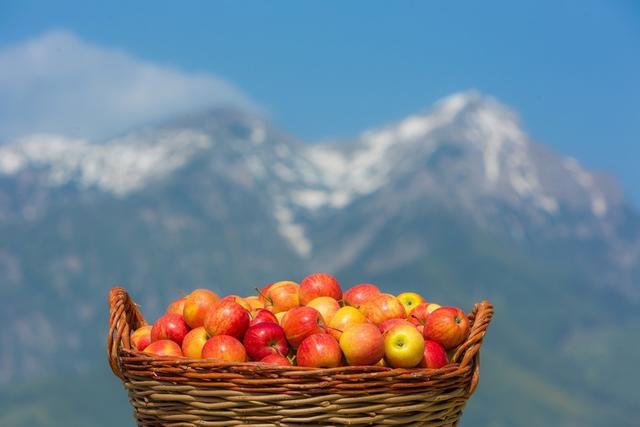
(108, 287), (493, 426)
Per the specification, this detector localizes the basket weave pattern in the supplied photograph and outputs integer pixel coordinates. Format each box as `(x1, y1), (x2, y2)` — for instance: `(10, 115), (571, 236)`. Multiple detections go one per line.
(108, 287), (493, 426)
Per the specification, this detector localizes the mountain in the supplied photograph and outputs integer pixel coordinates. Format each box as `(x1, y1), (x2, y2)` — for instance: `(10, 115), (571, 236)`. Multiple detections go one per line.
(0, 91), (638, 427)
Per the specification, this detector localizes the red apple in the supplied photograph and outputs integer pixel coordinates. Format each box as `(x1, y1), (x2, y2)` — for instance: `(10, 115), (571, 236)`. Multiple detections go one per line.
(423, 306), (469, 349)
(339, 323), (384, 366)
(204, 299), (250, 339)
(242, 322), (289, 361)
(397, 292), (425, 313)
(250, 308), (279, 327)
(151, 313), (190, 346)
(182, 289), (220, 328)
(306, 296), (340, 324)
(201, 335), (247, 362)
(379, 318), (415, 335)
(418, 340), (448, 369)
(296, 333), (342, 368)
(384, 324), (425, 368)
(299, 273), (343, 305)
(130, 325), (153, 351)
(143, 339), (183, 357)
(166, 297), (187, 315)
(281, 306), (326, 348)
(181, 327), (209, 359)
(260, 281), (300, 314)
(259, 354), (292, 366)
(328, 306), (367, 340)
(343, 283), (381, 308)
(360, 293), (406, 325)
(408, 303), (429, 326)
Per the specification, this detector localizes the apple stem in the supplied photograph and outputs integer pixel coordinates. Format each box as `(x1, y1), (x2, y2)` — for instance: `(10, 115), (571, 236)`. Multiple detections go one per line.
(255, 287), (273, 305)
(326, 326), (343, 333)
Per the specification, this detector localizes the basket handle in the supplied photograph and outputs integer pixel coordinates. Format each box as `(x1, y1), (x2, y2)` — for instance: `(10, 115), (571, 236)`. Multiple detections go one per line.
(450, 300), (494, 396)
(107, 287), (147, 380)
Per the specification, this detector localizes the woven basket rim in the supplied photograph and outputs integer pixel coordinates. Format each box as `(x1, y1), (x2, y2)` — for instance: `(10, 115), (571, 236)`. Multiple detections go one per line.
(108, 286), (493, 397)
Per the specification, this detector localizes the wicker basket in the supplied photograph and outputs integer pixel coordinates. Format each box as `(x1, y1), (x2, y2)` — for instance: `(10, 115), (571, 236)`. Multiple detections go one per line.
(108, 287), (493, 426)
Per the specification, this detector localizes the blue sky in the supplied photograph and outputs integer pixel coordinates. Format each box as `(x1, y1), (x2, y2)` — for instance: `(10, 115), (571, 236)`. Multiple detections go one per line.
(1, 0), (639, 202)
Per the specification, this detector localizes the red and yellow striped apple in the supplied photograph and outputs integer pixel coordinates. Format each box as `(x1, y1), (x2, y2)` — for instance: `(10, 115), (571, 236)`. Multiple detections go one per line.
(296, 333), (342, 368)
(201, 335), (247, 362)
(360, 293), (406, 326)
(131, 325), (153, 351)
(343, 283), (381, 308)
(204, 299), (250, 339)
(282, 306), (326, 348)
(339, 323), (384, 366)
(327, 306), (367, 340)
(143, 339), (183, 357)
(306, 296), (340, 324)
(151, 313), (190, 346)
(181, 326), (209, 359)
(423, 306), (469, 349)
(299, 272), (342, 305)
(418, 340), (448, 369)
(182, 289), (220, 328)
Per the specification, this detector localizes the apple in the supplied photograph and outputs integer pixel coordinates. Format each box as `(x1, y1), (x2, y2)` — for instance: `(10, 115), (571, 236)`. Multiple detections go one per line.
(339, 323), (384, 366)
(166, 297), (187, 316)
(202, 335), (247, 362)
(275, 311), (288, 325)
(242, 322), (289, 361)
(260, 281), (300, 313)
(281, 306), (326, 348)
(223, 295), (252, 311)
(379, 318), (415, 335)
(244, 296), (264, 311)
(343, 283), (381, 308)
(143, 339), (183, 357)
(306, 296), (340, 324)
(151, 313), (190, 346)
(360, 293), (406, 325)
(426, 303), (441, 314)
(259, 354), (292, 366)
(299, 273), (343, 305)
(327, 306), (367, 340)
(296, 333), (342, 368)
(423, 306), (469, 349)
(408, 303), (428, 324)
(397, 292), (425, 313)
(131, 325), (153, 351)
(204, 299), (250, 339)
(181, 327), (209, 359)
(418, 340), (448, 369)
(384, 324), (425, 368)
(182, 289), (220, 328)
(250, 308), (279, 327)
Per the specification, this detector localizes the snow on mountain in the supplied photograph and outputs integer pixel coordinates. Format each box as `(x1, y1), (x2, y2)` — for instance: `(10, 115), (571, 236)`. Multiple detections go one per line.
(0, 91), (624, 256)
(0, 129), (212, 195)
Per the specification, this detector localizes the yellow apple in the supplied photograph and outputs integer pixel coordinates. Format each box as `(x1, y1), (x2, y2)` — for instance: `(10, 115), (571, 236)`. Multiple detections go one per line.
(384, 324), (425, 368)
(397, 292), (425, 313)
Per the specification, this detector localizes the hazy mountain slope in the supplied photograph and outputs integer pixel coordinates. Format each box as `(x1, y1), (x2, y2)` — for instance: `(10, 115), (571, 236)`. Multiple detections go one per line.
(0, 92), (638, 426)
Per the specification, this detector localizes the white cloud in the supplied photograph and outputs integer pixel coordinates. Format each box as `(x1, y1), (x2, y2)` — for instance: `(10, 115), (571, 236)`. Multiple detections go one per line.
(0, 29), (258, 142)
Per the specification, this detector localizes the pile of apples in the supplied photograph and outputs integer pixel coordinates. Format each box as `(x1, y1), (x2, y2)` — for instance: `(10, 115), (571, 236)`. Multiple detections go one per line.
(131, 273), (470, 369)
